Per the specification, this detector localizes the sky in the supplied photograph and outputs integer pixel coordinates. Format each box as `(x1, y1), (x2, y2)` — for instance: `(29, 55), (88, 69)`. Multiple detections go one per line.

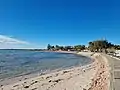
(0, 0), (120, 48)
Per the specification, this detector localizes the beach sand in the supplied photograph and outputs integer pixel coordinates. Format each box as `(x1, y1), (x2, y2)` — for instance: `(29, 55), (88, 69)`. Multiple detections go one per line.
(0, 52), (110, 90)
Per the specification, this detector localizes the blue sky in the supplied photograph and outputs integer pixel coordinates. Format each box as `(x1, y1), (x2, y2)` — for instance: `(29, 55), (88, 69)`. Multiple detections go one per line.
(0, 0), (119, 48)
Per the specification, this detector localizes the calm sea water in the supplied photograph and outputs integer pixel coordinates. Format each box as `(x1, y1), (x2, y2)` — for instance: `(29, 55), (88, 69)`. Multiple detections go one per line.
(0, 50), (91, 80)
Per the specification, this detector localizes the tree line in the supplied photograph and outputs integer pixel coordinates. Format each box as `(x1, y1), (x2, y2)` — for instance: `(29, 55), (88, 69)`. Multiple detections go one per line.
(47, 39), (120, 52)
(88, 40), (120, 52)
(47, 44), (86, 51)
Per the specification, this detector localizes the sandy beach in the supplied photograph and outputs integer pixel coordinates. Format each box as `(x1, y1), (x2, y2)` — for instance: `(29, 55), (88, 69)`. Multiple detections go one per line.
(0, 52), (111, 90)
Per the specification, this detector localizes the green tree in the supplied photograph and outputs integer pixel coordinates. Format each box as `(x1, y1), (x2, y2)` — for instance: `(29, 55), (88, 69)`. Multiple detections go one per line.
(47, 44), (51, 50)
(88, 40), (110, 52)
(74, 45), (85, 51)
(55, 45), (60, 50)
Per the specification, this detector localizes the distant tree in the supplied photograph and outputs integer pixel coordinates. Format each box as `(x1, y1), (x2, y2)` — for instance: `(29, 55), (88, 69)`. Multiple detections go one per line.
(47, 40), (120, 52)
(74, 45), (85, 51)
(88, 39), (114, 52)
(114, 45), (120, 50)
(47, 44), (52, 50)
(47, 44), (55, 50)
(58, 46), (64, 50)
(55, 45), (60, 50)
(88, 42), (94, 52)
(60, 46), (64, 50)
(51, 46), (55, 50)
(82, 45), (86, 50)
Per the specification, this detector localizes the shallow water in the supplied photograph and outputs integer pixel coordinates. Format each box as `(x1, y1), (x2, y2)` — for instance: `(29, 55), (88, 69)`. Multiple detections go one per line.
(0, 50), (91, 80)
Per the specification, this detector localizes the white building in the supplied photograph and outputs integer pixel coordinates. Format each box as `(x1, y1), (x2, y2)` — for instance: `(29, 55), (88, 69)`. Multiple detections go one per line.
(115, 50), (120, 56)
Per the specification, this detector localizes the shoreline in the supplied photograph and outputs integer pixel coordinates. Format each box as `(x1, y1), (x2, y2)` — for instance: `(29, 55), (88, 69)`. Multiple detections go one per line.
(0, 51), (92, 85)
(0, 52), (93, 85)
(0, 52), (111, 90)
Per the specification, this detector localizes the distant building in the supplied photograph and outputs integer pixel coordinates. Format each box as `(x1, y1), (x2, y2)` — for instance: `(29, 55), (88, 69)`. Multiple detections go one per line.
(115, 50), (120, 56)
(83, 49), (89, 52)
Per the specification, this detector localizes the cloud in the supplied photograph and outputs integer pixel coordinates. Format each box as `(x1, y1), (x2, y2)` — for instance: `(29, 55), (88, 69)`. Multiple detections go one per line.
(0, 35), (31, 49)
(0, 35), (29, 44)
